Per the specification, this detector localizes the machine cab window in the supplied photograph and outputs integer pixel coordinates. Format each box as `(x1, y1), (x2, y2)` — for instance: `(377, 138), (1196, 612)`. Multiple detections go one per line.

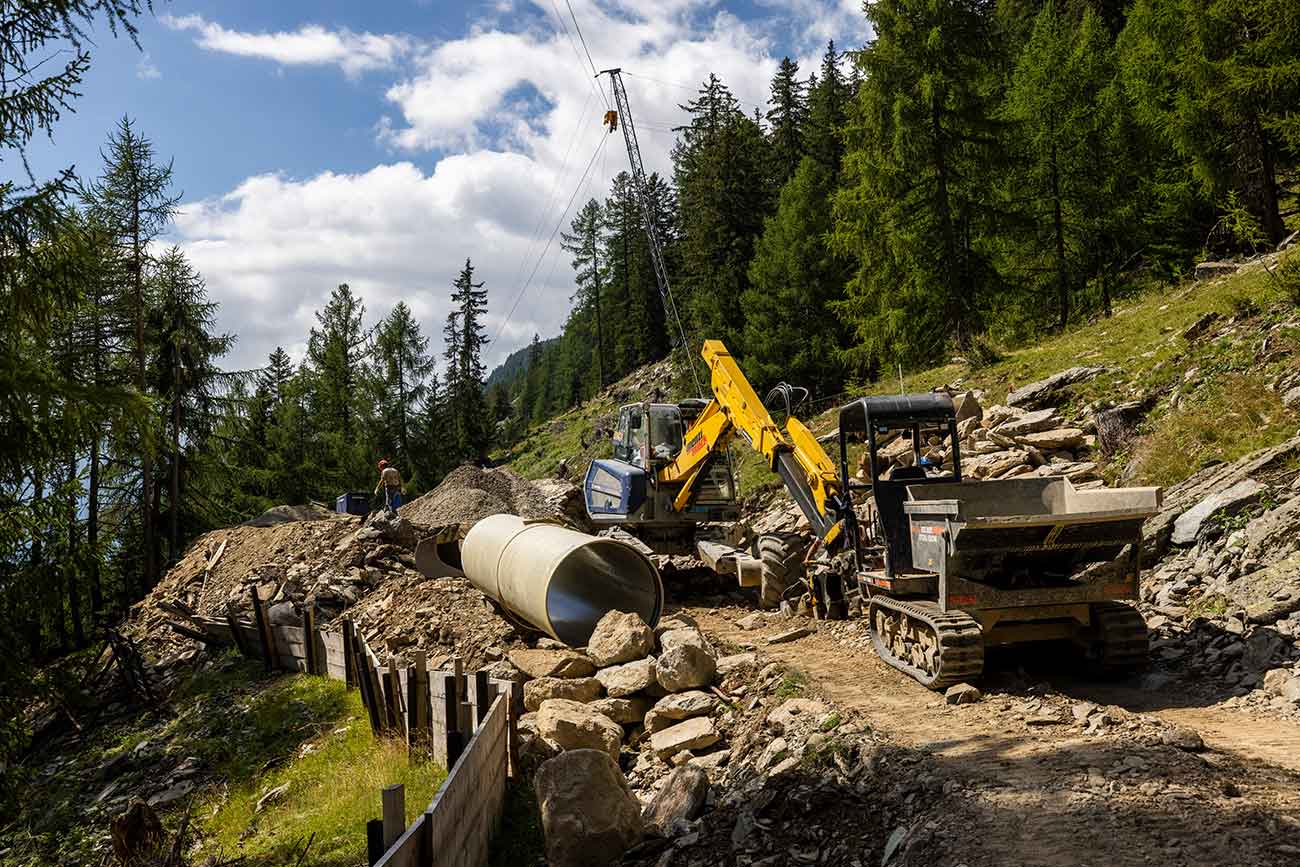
(615, 403), (683, 468)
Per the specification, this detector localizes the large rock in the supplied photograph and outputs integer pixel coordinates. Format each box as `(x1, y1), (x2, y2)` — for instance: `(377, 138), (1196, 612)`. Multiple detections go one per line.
(716, 652), (757, 676)
(651, 690), (717, 721)
(587, 611), (655, 667)
(641, 765), (710, 832)
(650, 716), (720, 760)
(1243, 497), (1300, 562)
(524, 677), (604, 712)
(595, 657), (658, 697)
(534, 749), (642, 867)
(509, 648), (596, 680)
(536, 699), (623, 760)
(1014, 428), (1085, 450)
(655, 644), (717, 693)
(767, 698), (829, 734)
(658, 627), (715, 656)
(995, 408), (1059, 436)
(953, 391), (983, 423)
(1007, 366), (1107, 409)
(1171, 479), (1266, 545)
(589, 696), (652, 725)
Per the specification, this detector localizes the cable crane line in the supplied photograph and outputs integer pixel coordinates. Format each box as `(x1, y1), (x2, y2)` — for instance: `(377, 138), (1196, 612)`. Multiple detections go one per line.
(597, 67), (705, 398)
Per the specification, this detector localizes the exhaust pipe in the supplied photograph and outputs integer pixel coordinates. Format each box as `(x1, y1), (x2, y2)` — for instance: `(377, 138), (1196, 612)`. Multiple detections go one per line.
(432, 514), (663, 647)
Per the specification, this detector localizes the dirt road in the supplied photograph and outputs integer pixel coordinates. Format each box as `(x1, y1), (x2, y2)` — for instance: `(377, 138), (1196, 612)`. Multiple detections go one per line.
(692, 606), (1300, 867)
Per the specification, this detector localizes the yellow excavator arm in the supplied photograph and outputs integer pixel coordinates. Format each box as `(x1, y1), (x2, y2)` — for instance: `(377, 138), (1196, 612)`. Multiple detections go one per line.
(660, 340), (843, 540)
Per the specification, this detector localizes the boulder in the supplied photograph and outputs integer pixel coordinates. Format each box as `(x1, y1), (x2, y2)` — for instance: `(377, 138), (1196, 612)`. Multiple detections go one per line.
(995, 408), (1059, 436)
(655, 644), (717, 692)
(536, 699), (623, 760)
(267, 601), (302, 627)
(953, 391), (983, 423)
(1171, 479), (1266, 546)
(509, 648), (596, 680)
(641, 765), (710, 832)
(1194, 261), (1239, 280)
(767, 698), (829, 734)
(1006, 366), (1107, 409)
(716, 652), (757, 676)
(659, 627), (715, 656)
(650, 716), (720, 760)
(1160, 727), (1205, 751)
(650, 690), (717, 723)
(944, 683), (982, 705)
(1263, 668), (1296, 696)
(586, 611), (655, 667)
(1014, 428), (1085, 450)
(589, 696), (652, 725)
(1240, 629), (1288, 674)
(524, 677), (604, 712)
(534, 749), (642, 867)
(735, 612), (767, 630)
(653, 613), (698, 640)
(595, 657), (658, 697)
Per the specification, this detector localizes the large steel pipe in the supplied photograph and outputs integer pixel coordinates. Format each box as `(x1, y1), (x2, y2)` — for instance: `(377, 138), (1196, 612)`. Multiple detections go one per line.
(461, 514), (664, 646)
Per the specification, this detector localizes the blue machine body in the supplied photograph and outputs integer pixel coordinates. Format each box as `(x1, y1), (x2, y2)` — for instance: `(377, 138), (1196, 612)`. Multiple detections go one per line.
(584, 459), (648, 518)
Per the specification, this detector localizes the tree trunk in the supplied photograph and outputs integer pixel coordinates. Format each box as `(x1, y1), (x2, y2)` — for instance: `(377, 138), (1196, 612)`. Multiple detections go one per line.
(67, 454), (84, 647)
(170, 388), (181, 566)
(89, 434), (102, 619)
(591, 222), (604, 389)
(1050, 138), (1069, 330)
(131, 161), (156, 595)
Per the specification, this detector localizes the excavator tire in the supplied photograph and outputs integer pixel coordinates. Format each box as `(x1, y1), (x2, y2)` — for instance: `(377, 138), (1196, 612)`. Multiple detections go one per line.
(1084, 601), (1149, 677)
(758, 533), (806, 609)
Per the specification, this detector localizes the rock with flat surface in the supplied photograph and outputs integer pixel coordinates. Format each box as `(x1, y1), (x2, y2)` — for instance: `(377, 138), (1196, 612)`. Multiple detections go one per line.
(586, 611), (655, 667)
(1160, 727), (1205, 751)
(534, 749), (642, 867)
(1172, 479), (1266, 545)
(650, 690), (717, 722)
(1194, 261), (1239, 280)
(651, 716), (720, 760)
(995, 408), (1060, 436)
(1015, 428), (1085, 450)
(642, 765), (709, 832)
(589, 696), (651, 725)
(595, 657), (658, 697)
(1263, 668), (1295, 696)
(524, 676), (603, 712)
(536, 699), (623, 760)
(735, 612), (767, 630)
(1007, 367), (1107, 408)
(944, 683), (982, 705)
(655, 644), (716, 692)
(510, 648), (596, 680)
(767, 625), (814, 645)
(767, 698), (828, 734)
(659, 627), (715, 656)
(716, 652), (757, 676)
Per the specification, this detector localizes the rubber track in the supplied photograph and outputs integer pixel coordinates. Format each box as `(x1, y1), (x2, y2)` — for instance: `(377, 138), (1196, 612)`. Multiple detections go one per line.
(1091, 601), (1149, 673)
(867, 597), (984, 690)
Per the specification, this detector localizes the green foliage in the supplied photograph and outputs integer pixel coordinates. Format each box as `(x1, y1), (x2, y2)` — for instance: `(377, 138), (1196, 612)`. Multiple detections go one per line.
(775, 669), (809, 699)
(1276, 248), (1300, 305)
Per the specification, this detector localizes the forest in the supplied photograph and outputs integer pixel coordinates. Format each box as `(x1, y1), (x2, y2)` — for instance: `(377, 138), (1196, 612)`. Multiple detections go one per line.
(2, 0), (1298, 753)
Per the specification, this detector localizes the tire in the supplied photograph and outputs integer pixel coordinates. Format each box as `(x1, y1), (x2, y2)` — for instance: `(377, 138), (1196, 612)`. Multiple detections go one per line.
(758, 533), (807, 609)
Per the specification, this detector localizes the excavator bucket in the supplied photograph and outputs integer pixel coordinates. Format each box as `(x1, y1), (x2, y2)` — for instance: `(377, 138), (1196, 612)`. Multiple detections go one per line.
(414, 524), (466, 579)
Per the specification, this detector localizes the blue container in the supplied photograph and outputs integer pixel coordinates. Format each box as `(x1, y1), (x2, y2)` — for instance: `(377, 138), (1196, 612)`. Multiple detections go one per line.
(336, 492), (370, 516)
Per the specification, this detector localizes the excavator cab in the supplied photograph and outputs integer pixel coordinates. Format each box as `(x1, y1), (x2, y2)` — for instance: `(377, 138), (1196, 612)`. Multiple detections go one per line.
(584, 401), (738, 547)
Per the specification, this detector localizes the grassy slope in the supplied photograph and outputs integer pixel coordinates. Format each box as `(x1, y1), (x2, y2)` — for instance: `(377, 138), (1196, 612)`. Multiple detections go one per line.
(507, 262), (1300, 495)
(3, 655), (442, 867)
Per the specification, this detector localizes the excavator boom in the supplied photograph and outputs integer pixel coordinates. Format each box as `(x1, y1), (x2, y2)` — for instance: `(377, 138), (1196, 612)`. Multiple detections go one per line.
(661, 340), (842, 539)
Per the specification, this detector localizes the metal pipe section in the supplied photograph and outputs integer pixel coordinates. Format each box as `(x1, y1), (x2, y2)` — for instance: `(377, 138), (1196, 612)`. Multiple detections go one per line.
(460, 514), (664, 647)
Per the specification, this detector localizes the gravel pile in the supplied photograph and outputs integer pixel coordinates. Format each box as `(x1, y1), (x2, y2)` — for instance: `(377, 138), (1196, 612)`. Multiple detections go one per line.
(399, 464), (559, 528)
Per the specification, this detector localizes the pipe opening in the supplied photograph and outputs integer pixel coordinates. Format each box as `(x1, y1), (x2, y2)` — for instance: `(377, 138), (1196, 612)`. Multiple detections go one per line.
(546, 540), (664, 647)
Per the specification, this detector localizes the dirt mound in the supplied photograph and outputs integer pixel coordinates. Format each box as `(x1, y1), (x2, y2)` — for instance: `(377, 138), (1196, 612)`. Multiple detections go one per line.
(241, 502), (337, 527)
(399, 464), (561, 529)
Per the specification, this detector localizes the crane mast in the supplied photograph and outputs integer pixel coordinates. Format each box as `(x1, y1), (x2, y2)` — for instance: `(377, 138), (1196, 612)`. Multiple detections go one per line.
(599, 68), (703, 396)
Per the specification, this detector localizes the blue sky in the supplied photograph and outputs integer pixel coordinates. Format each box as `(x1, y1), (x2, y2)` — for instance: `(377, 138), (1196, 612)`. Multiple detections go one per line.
(23, 1), (870, 371)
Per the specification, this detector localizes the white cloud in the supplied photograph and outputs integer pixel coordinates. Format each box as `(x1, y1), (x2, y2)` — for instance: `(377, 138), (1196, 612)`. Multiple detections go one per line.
(136, 52), (161, 80)
(171, 2), (870, 372)
(161, 14), (415, 79)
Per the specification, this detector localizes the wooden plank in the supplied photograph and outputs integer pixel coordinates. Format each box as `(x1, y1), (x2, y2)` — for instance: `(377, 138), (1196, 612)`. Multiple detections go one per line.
(388, 657), (407, 740)
(271, 624), (306, 645)
(382, 784), (406, 849)
(304, 607), (318, 675)
(374, 813), (426, 867)
(412, 652), (428, 752)
(367, 818), (385, 867)
(224, 609), (250, 658)
(342, 619), (356, 690)
(422, 696), (509, 867)
(364, 642), (388, 735)
(474, 670), (489, 728)
(352, 629), (383, 735)
(250, 587), (276, 672)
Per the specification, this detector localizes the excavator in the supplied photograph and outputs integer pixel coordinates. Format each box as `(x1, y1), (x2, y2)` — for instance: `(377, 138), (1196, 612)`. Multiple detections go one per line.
(583, 339), (1162, 688)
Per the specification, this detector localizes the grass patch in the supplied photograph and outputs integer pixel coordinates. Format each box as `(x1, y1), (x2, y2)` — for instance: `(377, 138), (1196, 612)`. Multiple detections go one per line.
(1128, 375), (1296, 487)
(197, 683), (444, 867)
(488, 782), (546, 866)
(818, 712), (843, 732)
(1186, 593), (1229, 619)
(774, 669), (808, 699)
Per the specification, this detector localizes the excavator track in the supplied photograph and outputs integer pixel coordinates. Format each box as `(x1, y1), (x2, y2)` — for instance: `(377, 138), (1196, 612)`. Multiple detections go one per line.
(1087, 601), (1149, 675)
(867, 597), (984, 690)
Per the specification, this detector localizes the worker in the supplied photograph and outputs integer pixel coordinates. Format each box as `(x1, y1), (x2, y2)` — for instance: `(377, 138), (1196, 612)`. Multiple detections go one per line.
(375, 459), (404, 514)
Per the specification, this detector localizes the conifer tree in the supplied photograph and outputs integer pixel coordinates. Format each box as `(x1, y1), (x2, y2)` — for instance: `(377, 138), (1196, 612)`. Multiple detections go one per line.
(766, 57), (807, 187)
(374, 301), (434, 469)
(306, 284), (371, 487)
(445, 259), (489, 460)
(560, 198), (606, 390)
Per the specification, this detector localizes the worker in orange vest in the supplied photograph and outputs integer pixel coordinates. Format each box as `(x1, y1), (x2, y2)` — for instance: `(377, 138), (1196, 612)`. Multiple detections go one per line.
(375, 459), (404, 513)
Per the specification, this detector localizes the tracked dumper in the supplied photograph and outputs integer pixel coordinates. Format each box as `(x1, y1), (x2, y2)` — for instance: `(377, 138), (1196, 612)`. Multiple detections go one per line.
(833, 396), (1162, 688)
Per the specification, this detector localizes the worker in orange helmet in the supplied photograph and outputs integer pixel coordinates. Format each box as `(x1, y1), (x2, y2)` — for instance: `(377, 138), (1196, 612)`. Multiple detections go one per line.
(374, 459), (404, 514)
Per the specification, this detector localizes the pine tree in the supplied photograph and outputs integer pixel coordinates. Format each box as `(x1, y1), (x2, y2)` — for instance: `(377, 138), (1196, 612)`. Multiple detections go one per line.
(743, 156), (853, 393)
(806, 42), (851, 174)
(82, 116), (179, 592)
(374, 301), (434, 470)
(306, 284), (371, 487)
(832, 0), (1005, 369)
(1120, 0), (1299, 246)
(445, 259), (489, 460)
(766, 58), (807, 187)
(560, 199), (606, 390)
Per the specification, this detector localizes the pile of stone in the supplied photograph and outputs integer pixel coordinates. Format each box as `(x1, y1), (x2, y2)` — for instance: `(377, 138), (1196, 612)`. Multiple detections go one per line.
(866, 391), (1105, 488)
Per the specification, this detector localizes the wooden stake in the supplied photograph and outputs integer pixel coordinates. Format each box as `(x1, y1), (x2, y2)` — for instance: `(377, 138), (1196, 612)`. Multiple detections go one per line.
(365, 818), (385, 866)
(413, 651), (428, 744)
(381, 784), (405, 849)
(342, 618), (356, 689)
(249, 586), (276, 672)
(387, 656), (406, 739)
(303, 606), (318, 676)
(474, 670), (490, 727)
